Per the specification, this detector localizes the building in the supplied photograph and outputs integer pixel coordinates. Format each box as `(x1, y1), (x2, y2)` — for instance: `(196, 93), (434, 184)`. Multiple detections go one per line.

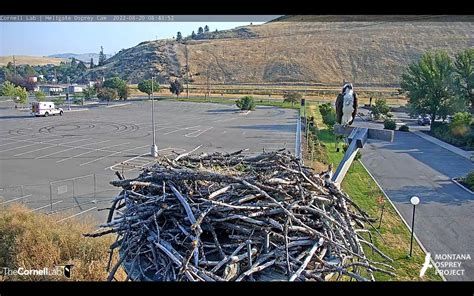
(38, 85), (64, 95)
(68, 85), (84, 93)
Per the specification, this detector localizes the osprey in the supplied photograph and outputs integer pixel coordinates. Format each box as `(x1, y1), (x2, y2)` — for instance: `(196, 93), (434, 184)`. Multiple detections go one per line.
(335, 82), (358, 126)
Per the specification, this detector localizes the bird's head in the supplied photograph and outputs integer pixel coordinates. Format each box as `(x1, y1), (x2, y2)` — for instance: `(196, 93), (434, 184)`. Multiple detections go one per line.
(342, 83), (353, 95)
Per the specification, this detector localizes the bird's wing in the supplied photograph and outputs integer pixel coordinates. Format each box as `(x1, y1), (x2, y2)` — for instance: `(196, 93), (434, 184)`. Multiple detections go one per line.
(335, 93), (343, 124)
(349, 92), (358, 125)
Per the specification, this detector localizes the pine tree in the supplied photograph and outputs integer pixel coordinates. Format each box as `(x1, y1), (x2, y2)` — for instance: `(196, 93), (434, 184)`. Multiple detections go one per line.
(98, 46), (106, 66)
(198, 27), (204, 35)
(90, 58), (94, 69)
(204, 25), (209, 32)
(191, 31), (196, 39)
(176, 32), (182, 41)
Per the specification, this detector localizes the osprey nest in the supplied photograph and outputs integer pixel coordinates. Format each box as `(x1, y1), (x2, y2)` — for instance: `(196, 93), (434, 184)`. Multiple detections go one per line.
(87, 150), (395, 281)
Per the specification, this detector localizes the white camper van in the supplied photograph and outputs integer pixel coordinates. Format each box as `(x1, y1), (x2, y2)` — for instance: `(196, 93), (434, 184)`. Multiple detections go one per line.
(31, 101), (63, 117)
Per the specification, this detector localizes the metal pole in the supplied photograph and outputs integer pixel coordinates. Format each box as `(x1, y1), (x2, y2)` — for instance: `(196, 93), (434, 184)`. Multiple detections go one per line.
(49, 183), (53, 212)
(67, 77), (71, 110)
(409, 204), (416, 257)
(151, 77), (158, 157)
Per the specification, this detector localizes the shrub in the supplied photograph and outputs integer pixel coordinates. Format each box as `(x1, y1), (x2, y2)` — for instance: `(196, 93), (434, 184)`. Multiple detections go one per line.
(462, 171), (474, 190)
(372, 98), (390, 120)
(322, 109), (337, 129)
(449, 112), (472, 137)
(318, 103), (333, 117)
(384, 119), (397, 130)
(399, 124), (410, 132)
(236, 96), (256, 111)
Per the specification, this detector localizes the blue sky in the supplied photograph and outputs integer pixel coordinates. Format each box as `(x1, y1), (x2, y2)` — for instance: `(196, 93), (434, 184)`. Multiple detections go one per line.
(0, 20), (268, 56)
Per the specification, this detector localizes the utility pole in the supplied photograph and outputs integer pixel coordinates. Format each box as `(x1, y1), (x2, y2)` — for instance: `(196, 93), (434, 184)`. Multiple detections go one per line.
(13, 55), (17, 76)
(206, 64), (211, 100)
(151, 76), (158, 157)
(185, 44), (189, 99)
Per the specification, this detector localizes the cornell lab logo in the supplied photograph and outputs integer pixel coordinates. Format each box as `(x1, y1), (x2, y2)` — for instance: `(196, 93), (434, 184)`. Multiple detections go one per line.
(419, 253), (433, 278)
(56, 264), (74, 278)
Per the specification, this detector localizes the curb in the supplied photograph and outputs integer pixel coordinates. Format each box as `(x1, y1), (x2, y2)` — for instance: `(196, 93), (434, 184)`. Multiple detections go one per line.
(451, 178), (474, 195)
(359, 160), (447, 281)
(411, 130), (473, 161)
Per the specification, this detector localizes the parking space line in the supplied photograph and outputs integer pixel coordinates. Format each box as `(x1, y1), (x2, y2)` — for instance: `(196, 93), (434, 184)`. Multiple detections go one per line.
(0, 194), (32, 205)
(13, 138), (93, 157)
(162, 125), (201, 135)
(56, 206), (97, 223)
(184, 127), (214, 138)
(79, 144), (149, 166)
(36, 139), (111, 159)
(29, 200), (64, 212)
(0, 136), (77, 154)
(56, 142), (131, 163)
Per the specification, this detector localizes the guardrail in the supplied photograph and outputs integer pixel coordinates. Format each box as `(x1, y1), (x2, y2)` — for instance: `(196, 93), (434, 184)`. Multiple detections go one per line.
(295, 109), (302, 161)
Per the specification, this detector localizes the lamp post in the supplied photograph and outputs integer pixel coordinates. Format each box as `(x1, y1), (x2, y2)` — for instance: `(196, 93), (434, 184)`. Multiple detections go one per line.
(67, 77), (71, 110)
(150, 76), (158, 157)
(409, 196), (420, 257)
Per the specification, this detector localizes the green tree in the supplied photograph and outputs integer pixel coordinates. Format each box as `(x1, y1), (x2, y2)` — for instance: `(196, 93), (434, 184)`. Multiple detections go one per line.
(34, 91), (46, 102)
(453, 48), (474, 112)
(236, 96), (256, 111)
(169, 79), (183, 97)
(77, 61), (87, 71)
(138, 79), (160, 99)
(198, 27), (204, 35)
(204, 25), (209, 32)
(103, 77), (129, 100)
(13, 86), (28, 104)
(0, 81), (17, 96)
(283, 92), (302, 106)
(400, 51), (461, 129)
(191, 31), (196, 39)
(97, 87), (118, 103)
(98, 46), (106, 66)
(82, 86), (96, 100)
(176, 32), (183, 41)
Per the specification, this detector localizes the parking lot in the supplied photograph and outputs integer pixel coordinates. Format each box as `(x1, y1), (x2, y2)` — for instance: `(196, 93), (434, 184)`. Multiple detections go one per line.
(0, 100), (297, 223)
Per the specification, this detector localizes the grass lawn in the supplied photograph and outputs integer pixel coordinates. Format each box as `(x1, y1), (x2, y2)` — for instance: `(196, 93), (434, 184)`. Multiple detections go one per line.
(306, 104), (442, 281)
(171, 96), (301, 109)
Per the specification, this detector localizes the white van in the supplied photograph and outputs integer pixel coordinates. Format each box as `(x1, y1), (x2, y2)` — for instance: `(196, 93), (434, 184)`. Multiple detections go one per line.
(32, 101), (64, 117)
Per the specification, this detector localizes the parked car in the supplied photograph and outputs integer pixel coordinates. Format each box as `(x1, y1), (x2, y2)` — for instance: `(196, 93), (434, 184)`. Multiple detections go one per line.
(417, 115), (431, 126)
(31, 101), (63, 117)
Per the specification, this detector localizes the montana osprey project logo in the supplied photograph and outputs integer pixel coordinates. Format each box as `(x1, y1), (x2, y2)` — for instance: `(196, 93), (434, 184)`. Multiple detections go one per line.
(419, 253), (433, 278)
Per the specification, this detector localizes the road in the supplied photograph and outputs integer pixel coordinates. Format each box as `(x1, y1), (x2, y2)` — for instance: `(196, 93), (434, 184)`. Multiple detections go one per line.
(0, 100), (297, 223)
(354, 111), (474, 281)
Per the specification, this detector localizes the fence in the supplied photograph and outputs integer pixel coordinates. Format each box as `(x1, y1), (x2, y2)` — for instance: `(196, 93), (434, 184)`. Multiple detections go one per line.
(0, 173), (120, 216)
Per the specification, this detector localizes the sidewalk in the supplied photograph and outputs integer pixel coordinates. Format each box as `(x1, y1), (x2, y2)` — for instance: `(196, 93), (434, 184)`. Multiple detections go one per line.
(411, 130), (473, 161)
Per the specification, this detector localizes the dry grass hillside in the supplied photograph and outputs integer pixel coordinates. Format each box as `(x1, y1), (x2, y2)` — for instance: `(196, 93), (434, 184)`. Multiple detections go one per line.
(0, 55), (66, 66)
(91, 15), (473, 86)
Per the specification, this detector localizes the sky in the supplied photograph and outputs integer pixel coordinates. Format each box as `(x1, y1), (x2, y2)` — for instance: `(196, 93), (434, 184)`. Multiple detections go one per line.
(0, 18), (272, 57)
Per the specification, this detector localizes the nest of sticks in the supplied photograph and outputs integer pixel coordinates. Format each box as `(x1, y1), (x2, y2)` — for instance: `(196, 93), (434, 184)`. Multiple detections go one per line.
(87, 150), (395, 281)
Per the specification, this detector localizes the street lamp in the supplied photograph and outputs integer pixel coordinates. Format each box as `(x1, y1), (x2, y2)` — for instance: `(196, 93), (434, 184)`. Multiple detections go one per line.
(150, 76), (158, 157)
(67, 77), (71, 110)
(409, 196), (420, 257)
